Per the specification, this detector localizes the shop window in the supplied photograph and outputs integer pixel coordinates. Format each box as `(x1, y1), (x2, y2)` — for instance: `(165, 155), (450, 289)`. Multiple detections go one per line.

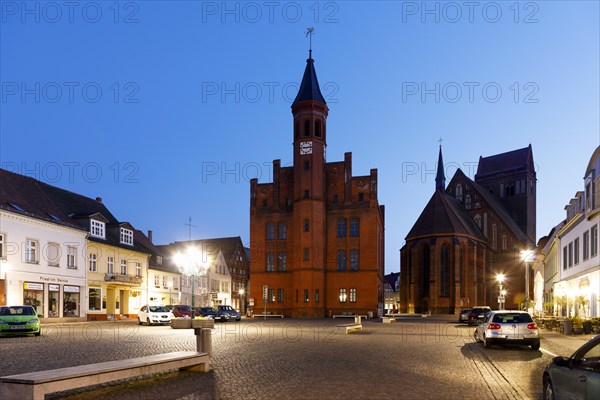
(48, 285), (60, 317)
(89, 288), (102, 311)
(23, 282), (44, 316)
(63, 286), (80, 317)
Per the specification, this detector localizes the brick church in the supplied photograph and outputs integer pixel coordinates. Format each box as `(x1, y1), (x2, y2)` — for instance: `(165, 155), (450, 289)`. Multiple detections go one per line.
(249, 51), (385, 318)
(400, 145), (536, 314)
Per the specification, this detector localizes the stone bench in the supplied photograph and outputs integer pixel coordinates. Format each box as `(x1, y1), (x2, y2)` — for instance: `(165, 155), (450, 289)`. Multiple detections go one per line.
(333, 314), (368, 319)
(0, 351), (210, 400)
(335, 323), (363, 334)
(252, 314), (284, 318)
(382, 317), (396, 323)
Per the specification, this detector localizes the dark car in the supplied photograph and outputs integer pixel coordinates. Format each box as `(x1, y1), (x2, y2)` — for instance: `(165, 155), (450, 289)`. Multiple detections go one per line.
(172, 305), (194, 318)
(543, 334), (599, 400)
(197, 307), (219, 320)
(459, 308), (472, 323)
(217, 305), (241, 322)
(467, 306), (492, 325)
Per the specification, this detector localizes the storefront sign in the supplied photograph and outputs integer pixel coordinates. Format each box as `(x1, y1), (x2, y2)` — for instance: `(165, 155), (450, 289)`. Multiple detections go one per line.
(24, 282), (43, 291)
(64, 285), (80, 293)
(40, 276), (71, 283)
(49, 284), (60, 292)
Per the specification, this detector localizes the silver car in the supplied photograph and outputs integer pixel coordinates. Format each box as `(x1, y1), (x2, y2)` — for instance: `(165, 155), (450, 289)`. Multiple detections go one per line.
(474, 310), (540, 350)
(543, 335), (600, 400)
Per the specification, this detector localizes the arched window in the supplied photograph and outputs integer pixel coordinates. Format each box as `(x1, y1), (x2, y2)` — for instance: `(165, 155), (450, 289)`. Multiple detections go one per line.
(492, 224), (498, 250)
(304, 120), (310, 137)
(440, 244), (450, 297)
(474, 214), (482, 229)
(422, 245), (430, 296)
(465, 194), (472, 210)
(294, 121), (299, 139)
(501, 235), (507, 250)
(315, 120), (322, 137)
(455, 184), (463, 202)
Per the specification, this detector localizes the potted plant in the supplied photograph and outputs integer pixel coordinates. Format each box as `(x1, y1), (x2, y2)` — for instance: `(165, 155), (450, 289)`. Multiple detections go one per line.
(192, 316), (214, 329)
(590, 317), (600, 334)
(571, 316), (584, 335)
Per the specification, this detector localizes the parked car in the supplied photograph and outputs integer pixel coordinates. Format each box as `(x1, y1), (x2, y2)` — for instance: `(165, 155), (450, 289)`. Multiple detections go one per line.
(138, 305), (174, 326)
(172, 305), (195, 318)
(543, 334), (600, 400)
(197, 307), (219, 320)
(474, 310), (540, 350)
(0, 305), (41, 336)
(217, 305), (241, 322)
(459, 308), (472, 323)
(467, 306), (492, 325)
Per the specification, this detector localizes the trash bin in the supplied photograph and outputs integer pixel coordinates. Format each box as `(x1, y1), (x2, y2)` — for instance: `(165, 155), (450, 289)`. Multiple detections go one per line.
(583, 320), (592, 334)
(561, 320), (573, 335)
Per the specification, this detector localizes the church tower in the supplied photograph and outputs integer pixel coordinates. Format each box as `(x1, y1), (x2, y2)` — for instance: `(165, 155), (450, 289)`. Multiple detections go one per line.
(290, 50), (329, 317)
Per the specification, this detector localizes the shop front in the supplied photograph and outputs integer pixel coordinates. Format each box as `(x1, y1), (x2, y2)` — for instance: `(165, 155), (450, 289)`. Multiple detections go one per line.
(86, 281), (144, 321)
(5, 272), (86, 322)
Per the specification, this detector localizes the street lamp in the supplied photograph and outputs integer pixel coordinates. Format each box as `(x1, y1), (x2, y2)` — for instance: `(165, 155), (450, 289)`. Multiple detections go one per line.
(238, 288), (245, 315)
(521, 249), (535, 311)
(173, 247), (211, 309)
(167, 280), (173, 306)
(496, 274), (505, 310)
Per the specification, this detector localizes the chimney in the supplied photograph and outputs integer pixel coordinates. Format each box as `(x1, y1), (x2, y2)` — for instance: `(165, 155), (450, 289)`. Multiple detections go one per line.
(147, 230), (153, 243)
(95, 197), (103, 203)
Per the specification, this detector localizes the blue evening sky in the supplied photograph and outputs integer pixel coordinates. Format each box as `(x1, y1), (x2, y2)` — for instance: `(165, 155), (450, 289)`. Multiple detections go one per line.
(1, 1), (598, 274)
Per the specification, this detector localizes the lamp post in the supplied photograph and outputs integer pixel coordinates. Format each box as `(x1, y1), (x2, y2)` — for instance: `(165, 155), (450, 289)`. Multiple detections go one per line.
(238, 288), (245, 315)
(521, 249), (534, 312)
(173, 247), (211, 311)
(167, 280), (173, 306)
(496, 274), (505, 310)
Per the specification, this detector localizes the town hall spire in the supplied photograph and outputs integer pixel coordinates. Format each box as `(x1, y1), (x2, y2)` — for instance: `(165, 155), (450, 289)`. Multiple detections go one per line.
(436, 142), (446, 191)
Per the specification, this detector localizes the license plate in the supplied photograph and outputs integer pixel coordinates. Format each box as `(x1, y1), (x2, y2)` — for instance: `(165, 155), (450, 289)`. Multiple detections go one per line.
(10, 325), (25, 330)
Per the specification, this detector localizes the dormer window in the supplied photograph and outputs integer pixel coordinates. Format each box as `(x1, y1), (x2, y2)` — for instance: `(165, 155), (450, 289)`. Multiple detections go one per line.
(120, 228), (133, 245)
(90, 220), (105, 238)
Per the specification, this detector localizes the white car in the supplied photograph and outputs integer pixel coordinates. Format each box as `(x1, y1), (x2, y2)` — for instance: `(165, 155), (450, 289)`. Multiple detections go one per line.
(474, 310), (540, 350)
(138, 305), (174, 326)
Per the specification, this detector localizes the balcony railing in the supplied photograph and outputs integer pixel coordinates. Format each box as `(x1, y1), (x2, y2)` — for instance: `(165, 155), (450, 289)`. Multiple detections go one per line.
(104, 273), (143, 285)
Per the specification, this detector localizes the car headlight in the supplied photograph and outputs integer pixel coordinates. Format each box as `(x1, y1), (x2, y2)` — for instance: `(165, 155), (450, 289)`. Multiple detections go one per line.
(27, 318), (39, 324)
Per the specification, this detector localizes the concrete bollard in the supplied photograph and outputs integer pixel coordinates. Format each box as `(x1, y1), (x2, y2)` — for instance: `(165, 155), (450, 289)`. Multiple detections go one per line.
(355, 315), (361, 325)
(195, 328), (212, 357)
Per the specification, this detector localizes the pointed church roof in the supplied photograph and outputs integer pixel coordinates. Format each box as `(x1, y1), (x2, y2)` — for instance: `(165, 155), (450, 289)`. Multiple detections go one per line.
(451, 169), (530, 244)
(406, 190), (486, 242)
(436, 146), (446, 191)
(475, 145), (534, 179)
(292, 53), (326, 107)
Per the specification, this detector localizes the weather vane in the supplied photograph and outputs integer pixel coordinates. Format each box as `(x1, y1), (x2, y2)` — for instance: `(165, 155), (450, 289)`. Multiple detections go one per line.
(438, 137), (443, 148)
(305, 27), (315, 58)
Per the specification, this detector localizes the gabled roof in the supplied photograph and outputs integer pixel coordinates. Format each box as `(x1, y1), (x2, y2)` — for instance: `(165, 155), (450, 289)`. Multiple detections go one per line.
(292, 54), (326, 107)
(159, 237), (249, 266)
(384, 272), (400, 290)
(451, 169), (529, 244)
(406, 189), (486, 242)
(0, 169), (83, 230)
(475, 145), (534, 179)
(134, 230), (179, 274)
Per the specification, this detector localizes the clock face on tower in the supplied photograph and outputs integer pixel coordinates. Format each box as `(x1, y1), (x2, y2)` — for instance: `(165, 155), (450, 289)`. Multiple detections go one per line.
(299, 141), (313, 155)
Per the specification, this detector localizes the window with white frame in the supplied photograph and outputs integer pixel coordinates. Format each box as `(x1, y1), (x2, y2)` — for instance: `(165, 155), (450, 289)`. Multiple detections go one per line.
(135, 262), (141, 277)
(107, 257), (114, 274)
(349, 288), (357, 303)
(339, 288), (347, 303)
(0, 233), (5, 258)
(120, 228), (133, 245)
(592, 225), (598, 257)
(47, 242), (60, 266)
(154, 274), (160, 288)
(90, 220), (105, 238)
(120, 259), (127, 275)
(25, 239), (38, 263)
(67, 245), (77, 268)
(583, 230), (590, 260)
(163, 276), (168, 288)
(89, 253), (97, 272)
